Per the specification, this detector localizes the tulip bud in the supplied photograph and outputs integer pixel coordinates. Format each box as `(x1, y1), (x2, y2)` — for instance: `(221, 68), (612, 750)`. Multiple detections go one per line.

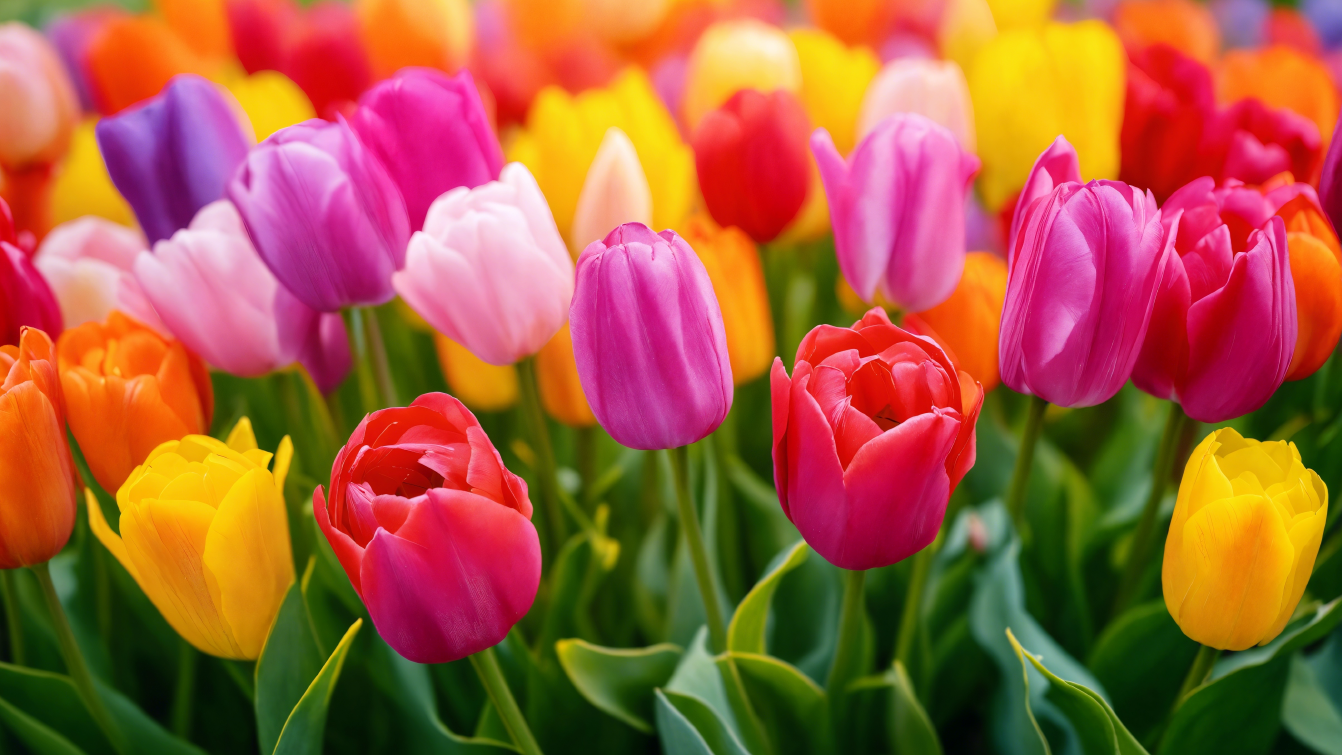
(88, 418), (295, 659)
(680, 215), (775, 386)
(536, 323), (594, 427)
(229, 118), (411, 312)
(1217, 46), (1339, 156)
(1, 237), (62, 347)
(790, 29), (880, 157)
(84, 16), (208, 116)
(570, 128), (652, 255)
(570, 223), (733, 450)
(1271, 186), (1342, 382)
(433, 334), (519, 412)
(1000, 138), (1169, 407)
(314, 393), (540, 662)
(351, 68), (504, 231)
(905, 252), (1009, 392)
(681, 19), (802, 132)
(0, 327), (76, 568)
(857, 58), (975, 153)
(1112, 0), (1220, 64)
(694, 89), (811, 244)
(33, 217), (162, 333)
(1119, 44), (1216, 204)
(49, 119), (136, 229)
(813, 113), (980, 312)
(0, 23), (80, 171)
(771, 308), (982, 569)
(354, 0), (473, 80)
(57, 311), (214, 493)
(1163, 427), (1327, 651)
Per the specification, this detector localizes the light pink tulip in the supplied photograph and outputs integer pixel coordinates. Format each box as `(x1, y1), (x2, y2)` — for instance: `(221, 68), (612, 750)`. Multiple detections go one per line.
(33, 217), (163, 332)
(0, 23), (79, 170)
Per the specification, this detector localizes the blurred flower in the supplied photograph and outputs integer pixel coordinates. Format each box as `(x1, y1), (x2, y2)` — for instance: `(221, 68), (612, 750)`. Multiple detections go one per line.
(680, 215), (774, 385)
(582, 0), (671, 44)
(155, 0), (232, 60)
(806, 0), (895, 48)
(48, 119), (136, 228)
(1303, 0), (1342, 49)
(813, 114), (980, 312)
(536, 323), (594, 427)
(1113, 0), (1220, 64)
(433, 334), (519, 412)
(229, 118), (411, 312)
(33, 217), (161, 332)
(45, 6), (127, 112)
(355, 0), (473, 80)
(986, 0), (1058, 30)
(789, 29), (879, 157)
(84, 15), (209, 115)
(88, 419), (294, 659)
(1210, 0), (1267, 49)
(1120, 44), (1216, 204)
(0, 23), (80, 171)
(858, 58), (976, 153)
(1217, 46), (1339, 155)
(0, 327), (75, 568)
(314, 393), (540, 663)
(225, 0), (292, 74)
(1269, 180), (1342, 382)
(281, 1), (375, 119)
(938, 0), (998, 74)
(694, 89), (811, 244)
(97, 75), (252, 244)
(1264, 8), (1321, 56)
(905, 252), (1009, 392)
(1000, 137), (1168, 407)
(395, 163), (572, 366)
(681, 19), (801, 131)
(57, 311), (214, 493)
(1201, 98), (1323, 187)
(570, 128), (652, 255)
(2, 236), (62, 346)
(1163, 427), (1327, 651)
(770, 307), (982, 570)
(969, 21), (1126, 210)
(570, 223), (732, 450)
(220, 70), (317, 141)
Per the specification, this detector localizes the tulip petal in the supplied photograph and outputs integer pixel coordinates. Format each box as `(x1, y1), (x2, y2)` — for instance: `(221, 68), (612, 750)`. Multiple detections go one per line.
(313, 485), (366, 595)
(0, 382), (75, 567)
(769, 357), (792, 517)
(781, 370), (850, 565)
(1008, 135), (1081, 264)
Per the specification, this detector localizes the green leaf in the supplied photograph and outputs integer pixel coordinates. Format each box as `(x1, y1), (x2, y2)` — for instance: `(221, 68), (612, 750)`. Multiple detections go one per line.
(271, 618), (362, 755)
(1282, 653), (1342, 755)
(655, 690), (750, 755)
(1088, 600), (1199, 740)
(889, 661), (942, 755)
(727, 540), (808, 654)
(1213, 599), (1342, 678)
(723, 652), (830, 755)
(555, 640), (683, 733)
(255, 581), (326, 754)
(0, 694), (87, 755)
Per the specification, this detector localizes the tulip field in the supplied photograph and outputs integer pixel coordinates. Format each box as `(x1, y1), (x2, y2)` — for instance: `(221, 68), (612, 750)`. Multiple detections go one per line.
(6, 0), (1342, 753)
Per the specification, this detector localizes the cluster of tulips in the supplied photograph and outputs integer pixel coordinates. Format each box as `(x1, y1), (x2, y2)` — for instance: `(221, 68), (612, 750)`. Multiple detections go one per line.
(1, 0), (1342, 752)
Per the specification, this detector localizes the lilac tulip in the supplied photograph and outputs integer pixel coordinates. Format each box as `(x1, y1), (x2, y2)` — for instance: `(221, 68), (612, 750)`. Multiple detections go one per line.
(228, 118), (411, 312)
(350, 68), (504, 230)
(811, 113), (980, 312)
(96, 74), (251, 244)
(569, 223), (732, 450)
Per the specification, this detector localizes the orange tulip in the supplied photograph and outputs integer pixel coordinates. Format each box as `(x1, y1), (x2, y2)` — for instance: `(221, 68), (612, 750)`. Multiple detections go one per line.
(0, 328), (76, 568)
(536, 323), (595, 427)
(154, 0), (232, 60)
(904, 252), (1008, 391)
(355, 0), (473, 80)
(57, 311), (214, 493)
(679, 215), (776, 385)
(1273, 187), (1342, 381)
(806, 0), (896, 49)
(1112, 0), (1220, 64)
(1217, 46), (1339, 154)
(433, 332), (518, 412)
(85, 16), (208, 114)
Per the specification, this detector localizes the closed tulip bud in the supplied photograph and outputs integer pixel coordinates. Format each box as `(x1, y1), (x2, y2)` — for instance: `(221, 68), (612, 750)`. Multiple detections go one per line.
(352, 68), (504, 231)
(789, 29), (880, 157)
(680, 215), (775, 385)
(694, 89), (811, 244)
(570, 128), (652, 255)
(84, 16), (208, 116)
(433, 334), (519, 412)
(1120, 44), (1217, 204)
(0, 23), (80, 171)
(681, 19), (802, 132)
(58, 311), (214, 493)
(1200, 99), (1322, 188)
(33, 217), (162, 333)
(315, 393), (540, 662)
(49, 119), (136, 229)
(813, 114), (980, 312)
(354, 0), (472, 80)
(2, 235), (63, 347)
(0, 327), (76, 568)
(229, 118), (411, 312)
(771, 308), (982, 569)
(221, 71), (317, 142)
(570, 223), (732, 450)
(858, 58), (976, 153)
(1217, 46), (1339, 156)
(536, 323), (594, 427)
(88, 418), (295, 659)
(905, 252), (1009, 392)
(1163, 428), (1327, 651)
(395, 164), (571, 366)
(1000, 138), (1169, 407)
(1113, 0), (1220, 64)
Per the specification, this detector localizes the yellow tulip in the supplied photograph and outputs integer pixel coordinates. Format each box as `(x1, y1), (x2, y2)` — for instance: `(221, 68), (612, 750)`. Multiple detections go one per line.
(985, 0), (1058, 30)
(88, 418), (295, 660)
(536, 323), (595, 427)
(681, 19), (801, 132)
(48, 119), (135, 228)
(939, 0), (999, 73)
(680, 215), (775, 384)
(220, 70), (316, 141)
(788, 29), (879, 156)
(507, 68), (693, 243)
(969, 20), (1125, 210)
(434, 333), (519, 412)
(1163, 428), (1328, 651)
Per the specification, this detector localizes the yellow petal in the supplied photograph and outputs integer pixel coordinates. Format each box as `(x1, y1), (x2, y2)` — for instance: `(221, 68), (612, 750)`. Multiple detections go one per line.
(225, 417), (258, 453)
(1163, 429), (1234, 621)
(85, 488), (138, 582)
(273, 436), (294, 493)
(49, 119), (136, 228)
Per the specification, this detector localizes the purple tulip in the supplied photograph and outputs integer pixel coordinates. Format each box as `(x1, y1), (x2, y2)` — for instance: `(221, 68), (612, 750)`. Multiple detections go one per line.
(228, 118), (411, 312)
(569, 223), (733, 450)
(350, 68), (504, 231)
(999, 138), (1170, 408)
(96, 74), (251, 244)
(811, 113), (980, 312)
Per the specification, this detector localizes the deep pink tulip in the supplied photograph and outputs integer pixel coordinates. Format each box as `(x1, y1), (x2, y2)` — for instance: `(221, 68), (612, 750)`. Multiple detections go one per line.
(1132, 178), (1295, 422)
(812, 113), (980, 311)
(570, 223), (733, 450)
(1007, 135), (1082, 260)
(313, 393), (540, 663)
(351, 68), (504, 231)
(0, 238), (61, 347)
(1000, 138), (1170, 408)
(1201, 98), (1322, 187)
(770, 308), (982, 570)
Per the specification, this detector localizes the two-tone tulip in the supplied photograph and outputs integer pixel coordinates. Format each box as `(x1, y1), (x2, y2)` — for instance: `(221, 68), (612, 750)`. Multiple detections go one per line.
(32, 217), (161, 333)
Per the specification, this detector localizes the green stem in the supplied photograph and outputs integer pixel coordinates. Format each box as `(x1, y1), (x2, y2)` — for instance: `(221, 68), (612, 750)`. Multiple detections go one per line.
(894, 546), (933, 670)
(1112, 402), (1189, 618)
(1005, 395), (1049, 530)
(517, 357), (568, 557)
(223, 659), (254, 702)
(2, 570), (24, 665)
(470, 646), (543, 755)
(576, 425), (597, 509)
(1174, 644), (1220, 705)
(826, 569), (866, 696)
(346, 307), (380, 414)
(669, 445), (728, 654)
(31, 562), (129, 754)
(171, 639), (196, 739)
(361, 307), (398, 407)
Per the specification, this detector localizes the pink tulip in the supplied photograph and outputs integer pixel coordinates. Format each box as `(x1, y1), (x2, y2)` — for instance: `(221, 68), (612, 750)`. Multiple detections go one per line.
(812, 113), (980, 311)
(1007, 135), (1082, 260)
(33, 217), (163, 333)
(0, 23), (79, 171)
(393, 163), (572, 366)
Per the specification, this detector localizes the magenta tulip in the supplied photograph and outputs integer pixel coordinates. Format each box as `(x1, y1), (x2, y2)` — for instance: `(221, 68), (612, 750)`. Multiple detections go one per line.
(0, 238), (61, 347)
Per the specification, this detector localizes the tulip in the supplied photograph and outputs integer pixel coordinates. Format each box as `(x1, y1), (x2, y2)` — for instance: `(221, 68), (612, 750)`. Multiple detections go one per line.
(806, 0), (896, 48)
(1217, 46), (1339, 154)
(84, 16), (209, 115)
(57, 311), (214, 493)
(1199, 98), (1322, 187)
(221, 70), (317, 141)
(354, 0), (473, 80)
(0, 327), (76, 568)
(1000, 139), (1169, 408)
(1321, 115), (1342, 236)
(770, 307), (982, 569)
(986, 0), (1057, 30)
(905, 252), (1009, 392)
(789, 29), (880, 157)
(1270, 184), (1342, 382)
(433, 334), (519, 412)
(570, 223), (732, 450)
(679, 215), (775, 385)
(582, 0), (670, 43)
(394, 163), (571, 366)
(1119, 44), (1216, 204)
(49, 119), (136, 229)
(813, 113), (980, 312)
(1112, 0), (1220, 64)
(155, 0), (232, 60)
(88, 418), (294, 659)
(314, 393), (540, 662)
(225, 0), (292, 74)
(857, 58), (976, 153)
(1163, 427), (1327, 650)
(536, 323), (594, 427)
(1, 238), (62, 347)
(351, 68), (504, 231)
(938, 0), (998, 74)
(45, 7), (126, 112)
(0, 23), (80, 171)
(229, 118), (411, 312)
(283, 1), (375, 119)
(681, 19), (802, 131)
(33, 217), (162, 333)
(96, 75), (252, 244)
(570, 128), (652, 254)
(694, 89), (811, 244)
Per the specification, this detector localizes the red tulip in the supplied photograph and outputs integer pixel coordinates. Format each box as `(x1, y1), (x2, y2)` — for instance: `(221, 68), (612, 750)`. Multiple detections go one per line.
(1120, 44), (1216, 203)
(0, 201), (62, 346)
(1200, 97), (1322, 186)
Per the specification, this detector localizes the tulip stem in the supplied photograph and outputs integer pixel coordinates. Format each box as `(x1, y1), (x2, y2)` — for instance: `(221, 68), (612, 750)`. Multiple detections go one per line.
(31, 562), (129, 755)
(171, 639), (196, 739)
(2, 570), (25, 666)
(826, 569), (866, 697)
(669, 445), (728, 654)
(1174, 644), (1220, 705)
(1005, 395), (1049, 530)
(576, 426), (597, 509)
(362, 307), (398, 407)
(894, 545), (933, 672)
(517, 357), (568, 556)
(1112, 402), (1189, 618)
(470, 646), (543, 755)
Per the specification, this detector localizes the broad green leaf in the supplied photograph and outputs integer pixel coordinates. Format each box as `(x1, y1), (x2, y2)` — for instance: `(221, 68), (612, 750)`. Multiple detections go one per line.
(724, 652), (830, 755)
(655, 690), (750, 755)
(1282, 653), (1342, 755)
(666, 628), (736, 730)
(271, 618), (362, 755)
(555, 640), (682, 733)
(1213, 599), (1342, 678)
(889, 661), (942, 755)
(0, 694), (87, 755)
(1088, 600), (1199, 740)
(255, 581), (325, 754)
(727, 541), (808, 654)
